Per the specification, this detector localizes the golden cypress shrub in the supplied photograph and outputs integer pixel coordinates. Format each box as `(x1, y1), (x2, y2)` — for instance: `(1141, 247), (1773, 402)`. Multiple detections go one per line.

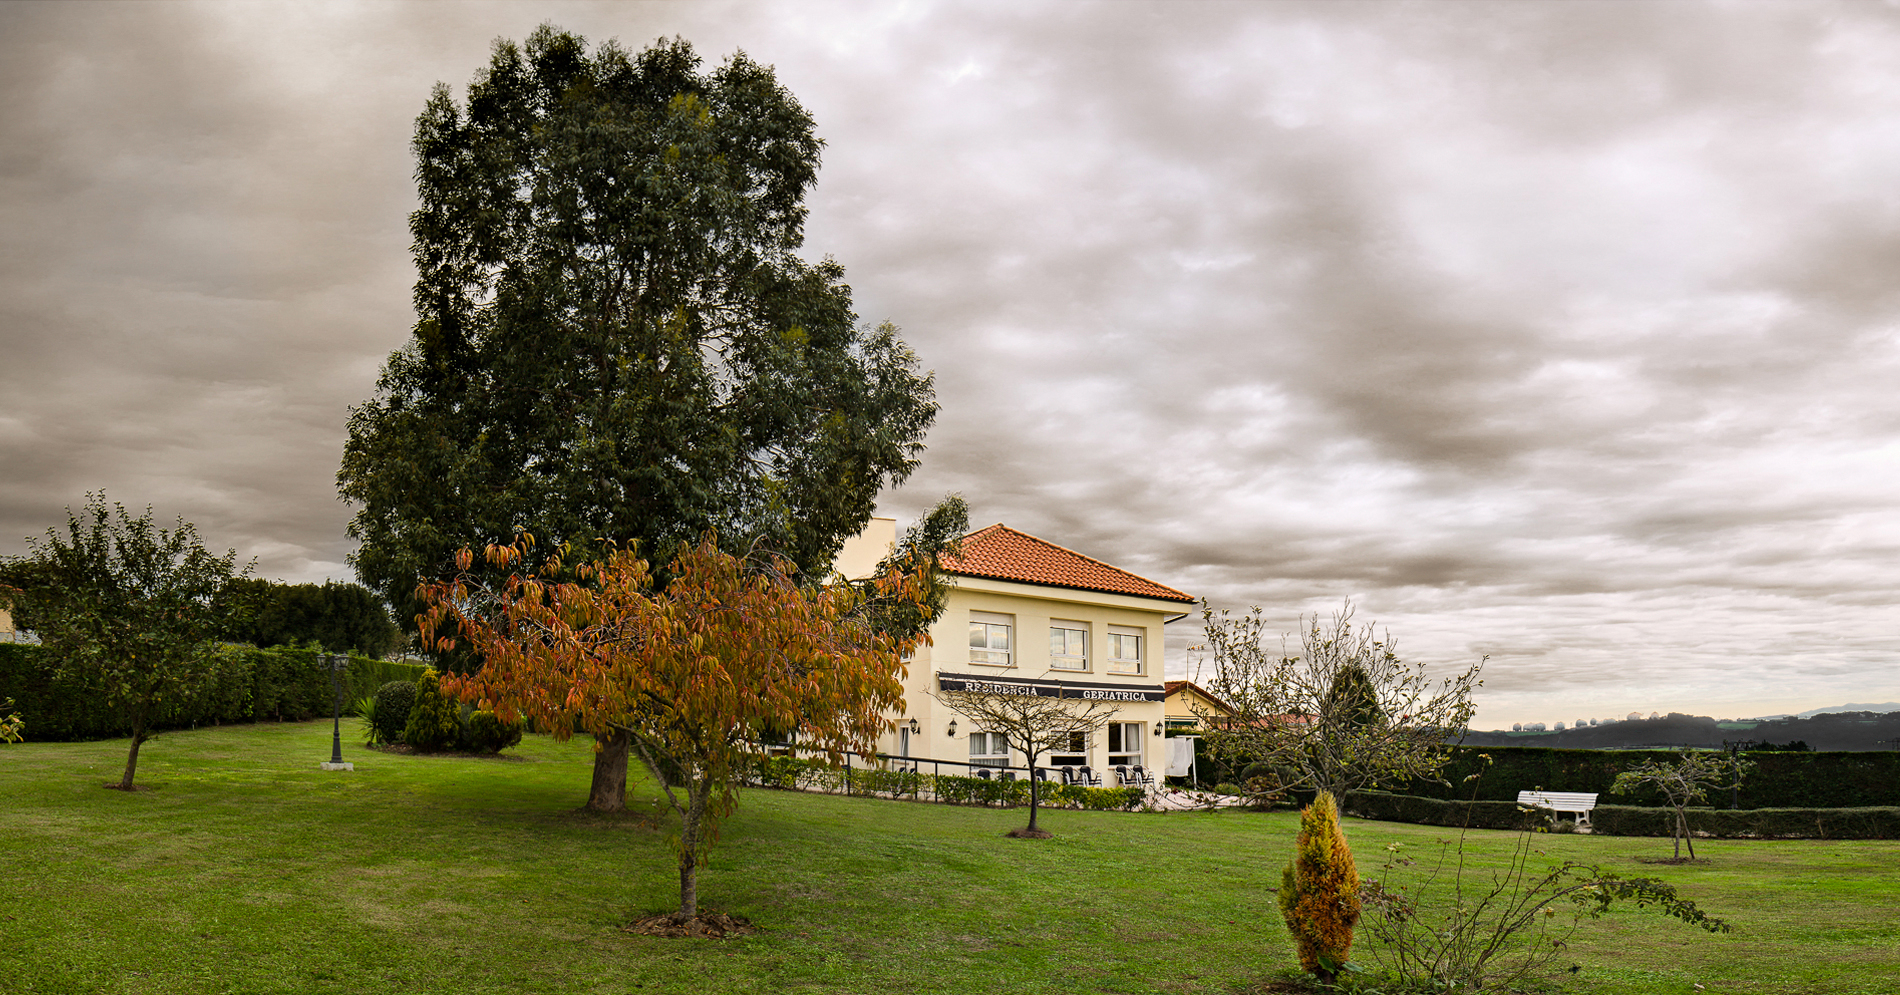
(1279, 791), (1361, 981)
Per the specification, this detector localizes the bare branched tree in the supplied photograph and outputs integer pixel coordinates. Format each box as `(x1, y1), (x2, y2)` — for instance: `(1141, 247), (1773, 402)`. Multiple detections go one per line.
(932, 685), (1123, 838)
(1197, 602), (1481, 801)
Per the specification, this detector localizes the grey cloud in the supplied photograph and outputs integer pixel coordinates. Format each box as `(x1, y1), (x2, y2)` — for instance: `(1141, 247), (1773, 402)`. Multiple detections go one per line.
(3, 1), (1898, 726)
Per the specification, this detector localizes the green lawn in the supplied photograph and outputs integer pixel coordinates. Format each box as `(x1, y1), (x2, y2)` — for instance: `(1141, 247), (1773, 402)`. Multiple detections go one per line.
(3, 723), (1895, 994)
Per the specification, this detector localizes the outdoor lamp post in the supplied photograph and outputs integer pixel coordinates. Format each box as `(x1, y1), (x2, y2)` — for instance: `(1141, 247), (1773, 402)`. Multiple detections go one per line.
(320, 653), (354, 771)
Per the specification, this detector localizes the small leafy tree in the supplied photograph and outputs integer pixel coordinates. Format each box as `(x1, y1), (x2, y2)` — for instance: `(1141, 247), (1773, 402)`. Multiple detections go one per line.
(1, 494), (252, 789)
(1281, 791), (1361, 983)
(930, 686), (1121, 837)
(419, 533), (933, 926)
(1610, 750), (1753, 860)
(1199, 602), (1481, 800)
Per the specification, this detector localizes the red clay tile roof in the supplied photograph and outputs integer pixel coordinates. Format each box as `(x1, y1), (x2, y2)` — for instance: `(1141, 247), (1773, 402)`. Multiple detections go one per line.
(941, 524), (1195, 604)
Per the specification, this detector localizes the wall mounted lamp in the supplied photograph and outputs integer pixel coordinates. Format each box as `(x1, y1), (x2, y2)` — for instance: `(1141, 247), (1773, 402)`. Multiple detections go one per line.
(907, 717), (921, 735)
(1153, 721), (1165, 737)
(946, 719), (959, 739)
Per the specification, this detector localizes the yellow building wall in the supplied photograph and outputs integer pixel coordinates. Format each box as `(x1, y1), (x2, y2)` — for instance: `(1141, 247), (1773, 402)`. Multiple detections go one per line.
(884, 574), (1177, 779)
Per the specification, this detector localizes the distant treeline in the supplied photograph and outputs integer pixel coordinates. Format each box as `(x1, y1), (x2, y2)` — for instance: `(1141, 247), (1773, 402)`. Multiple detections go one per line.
(1461, 710), (1900, 752)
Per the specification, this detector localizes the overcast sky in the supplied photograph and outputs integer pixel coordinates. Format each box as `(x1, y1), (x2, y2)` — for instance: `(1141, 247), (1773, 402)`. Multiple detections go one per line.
(5, 0), (1899, 727)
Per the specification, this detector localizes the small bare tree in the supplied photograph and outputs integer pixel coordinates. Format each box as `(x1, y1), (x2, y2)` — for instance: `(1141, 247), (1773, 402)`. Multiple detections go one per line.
(1197, 602), (1481, 801)
(932, 685), (1122, 838)
(1610, 750), (1752, 861)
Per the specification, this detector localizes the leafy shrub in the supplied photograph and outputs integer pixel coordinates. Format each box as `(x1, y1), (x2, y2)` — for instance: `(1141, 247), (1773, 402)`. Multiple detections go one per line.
(371, 680), (416, 746)
(751, 755), (822, 788)
(460, 709), (523, 753)
(1046, 784), (1146, 811)
(1213, 782), (1243, 796)
(849, 766), (924, 798)
(401, 669), (460, 752)
(934, 773), (1030, 807)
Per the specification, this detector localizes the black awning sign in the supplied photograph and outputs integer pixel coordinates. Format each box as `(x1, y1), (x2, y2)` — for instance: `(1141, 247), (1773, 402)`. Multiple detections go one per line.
(936, 672), (1166, 702)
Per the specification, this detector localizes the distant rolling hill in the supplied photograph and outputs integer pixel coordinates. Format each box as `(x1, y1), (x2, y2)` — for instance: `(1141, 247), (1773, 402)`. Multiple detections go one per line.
(1464, 707), (1900, 751)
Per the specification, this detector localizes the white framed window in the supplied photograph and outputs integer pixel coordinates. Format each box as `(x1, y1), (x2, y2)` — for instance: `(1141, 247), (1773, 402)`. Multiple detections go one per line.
(969, 611), (1013, 667)
(969, 731), (1010, 767)
(1106, 626), (1145, 675)
(1049, 730), (1087, 767)
(1108, 722), (1144, 767)
(1049, 621), (1088, 671)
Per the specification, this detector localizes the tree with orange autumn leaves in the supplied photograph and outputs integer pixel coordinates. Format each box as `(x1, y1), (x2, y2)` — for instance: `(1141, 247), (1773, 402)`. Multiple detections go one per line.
(417, 533), (936, 923)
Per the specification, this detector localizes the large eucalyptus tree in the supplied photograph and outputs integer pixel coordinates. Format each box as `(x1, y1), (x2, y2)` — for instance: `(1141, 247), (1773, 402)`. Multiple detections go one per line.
(339, 27), (937, 807)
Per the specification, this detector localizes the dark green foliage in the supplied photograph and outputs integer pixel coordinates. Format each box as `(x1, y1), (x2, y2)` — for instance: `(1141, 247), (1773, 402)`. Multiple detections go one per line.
(338, 26), (937, 645)
(460, 710), (523, 754)
(0, 643), (424, 741)
(402, 669), (462, 752)
(1395, 745), (1900, 809)
(221, 579), (402, 658)
(371, 680), (418, 746)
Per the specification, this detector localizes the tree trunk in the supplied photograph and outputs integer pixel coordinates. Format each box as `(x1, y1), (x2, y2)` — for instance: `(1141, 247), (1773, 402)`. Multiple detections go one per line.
(1681, 808), (1696, 860)
(118, 731), (146, 790)
(675, 778), (711, 922)
(588, 729), (629, 812)
(118, 699), (153, 790)
(1027, 766), (1041, 833)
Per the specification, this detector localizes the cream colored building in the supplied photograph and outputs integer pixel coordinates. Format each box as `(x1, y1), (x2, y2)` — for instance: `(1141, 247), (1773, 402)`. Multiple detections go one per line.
(841, 519), (1196, 780)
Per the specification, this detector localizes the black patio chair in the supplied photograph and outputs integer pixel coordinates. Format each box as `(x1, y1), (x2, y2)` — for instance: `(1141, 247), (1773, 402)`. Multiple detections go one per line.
(976, 768), (992, 780)
(1075, 766), (1104, 787)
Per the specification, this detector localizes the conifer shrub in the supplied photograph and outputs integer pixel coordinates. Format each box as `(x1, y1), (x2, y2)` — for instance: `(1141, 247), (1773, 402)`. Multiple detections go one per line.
(1279, 791), (1361, 983)
(401, 670), (460, 752)
(371, 680), (416, 746)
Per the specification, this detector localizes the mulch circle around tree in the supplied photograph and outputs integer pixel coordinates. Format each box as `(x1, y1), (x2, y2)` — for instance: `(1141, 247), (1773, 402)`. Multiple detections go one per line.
(1636, 856), (1709, 865)
(622, 911), (758, 939)
(1005, 828), (1052, 839)
(101, 783), (155, 792)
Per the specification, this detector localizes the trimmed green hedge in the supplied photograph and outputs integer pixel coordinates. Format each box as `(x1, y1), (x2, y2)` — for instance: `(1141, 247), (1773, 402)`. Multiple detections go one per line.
(1393, 745), (1900, 809)
(1341, 789), (1900, 839)
(0, 642), (426, 741)
(1588, 804), (1900, 840)
(1342, 790), (1546, 831)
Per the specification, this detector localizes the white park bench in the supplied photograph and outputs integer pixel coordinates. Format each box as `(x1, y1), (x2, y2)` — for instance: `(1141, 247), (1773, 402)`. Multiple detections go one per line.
(1517, 790), (1599, 829)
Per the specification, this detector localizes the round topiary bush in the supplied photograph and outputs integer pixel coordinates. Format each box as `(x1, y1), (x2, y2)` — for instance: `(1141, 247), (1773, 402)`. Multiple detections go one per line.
(461, 710), (523, 754)
(372, 680), (417, 746)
